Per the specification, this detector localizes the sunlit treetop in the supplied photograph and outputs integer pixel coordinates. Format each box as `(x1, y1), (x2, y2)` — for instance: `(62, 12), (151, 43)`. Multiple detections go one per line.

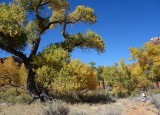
(0, 0), (105, 54)
(0, 3), (27, 50)
(129, 40), (160, 81)
(14, 0), (69, 11)
(68, 5), (96, 24)
(53, 30), (105, 53)
(0, 3), (26, 36)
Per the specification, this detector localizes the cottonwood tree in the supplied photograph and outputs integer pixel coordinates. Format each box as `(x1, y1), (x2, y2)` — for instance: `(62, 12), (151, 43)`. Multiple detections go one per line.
(0, 0), (105, 100)
(129, 39), (160, 88)
(34, 46), (98, 95)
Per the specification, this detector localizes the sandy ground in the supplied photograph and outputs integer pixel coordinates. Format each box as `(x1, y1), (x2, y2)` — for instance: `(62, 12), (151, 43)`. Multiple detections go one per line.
(0, 98), (158, 115)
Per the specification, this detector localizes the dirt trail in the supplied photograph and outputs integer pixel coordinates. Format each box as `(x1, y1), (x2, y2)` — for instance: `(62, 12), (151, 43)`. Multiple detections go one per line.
(69, 99), (158, 115)
(128, 105), (155, 115)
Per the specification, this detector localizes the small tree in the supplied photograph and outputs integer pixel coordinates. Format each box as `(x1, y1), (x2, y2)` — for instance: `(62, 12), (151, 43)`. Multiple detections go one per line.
(0, 0), (105, 100)
(0, 57), (27, 90)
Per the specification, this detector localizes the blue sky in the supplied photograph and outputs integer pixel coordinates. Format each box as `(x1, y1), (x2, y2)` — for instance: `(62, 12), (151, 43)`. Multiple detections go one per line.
(1, 0), (160, 66)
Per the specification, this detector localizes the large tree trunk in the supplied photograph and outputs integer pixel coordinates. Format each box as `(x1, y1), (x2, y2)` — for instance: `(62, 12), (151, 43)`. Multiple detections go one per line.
(24, 60), (46, 103)
(27, 66), (47, 103)
(27, 67), (40, 97)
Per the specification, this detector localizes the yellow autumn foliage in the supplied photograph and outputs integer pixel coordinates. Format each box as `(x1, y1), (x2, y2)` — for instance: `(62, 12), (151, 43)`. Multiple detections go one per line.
(35, 46), (98, 94)
(129, 41), (160, 82)
(0, 57), (27, 89)
(53, 59), (98, 93)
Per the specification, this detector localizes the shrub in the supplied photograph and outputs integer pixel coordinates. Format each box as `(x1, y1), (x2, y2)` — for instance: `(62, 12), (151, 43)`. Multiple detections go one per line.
(43, 100), (69, 115)
(50, 90), (116, 104)
(49, 90), (116, 104)
(150, 94), (160, 114)
(0, 88), (32, 104)
(79, 90), (116, 104)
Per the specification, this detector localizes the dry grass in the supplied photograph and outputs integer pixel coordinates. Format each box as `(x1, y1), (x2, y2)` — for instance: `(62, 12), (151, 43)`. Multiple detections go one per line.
(42, 100), (69, 115)
(0, 103), (43, 115)
(0, 101), (121, 115)
(0, 97), (158, 115)
(69, 102), (122, 115)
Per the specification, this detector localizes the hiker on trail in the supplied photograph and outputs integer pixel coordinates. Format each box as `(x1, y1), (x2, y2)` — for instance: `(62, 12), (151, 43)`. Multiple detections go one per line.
(141, 90), (147, 106)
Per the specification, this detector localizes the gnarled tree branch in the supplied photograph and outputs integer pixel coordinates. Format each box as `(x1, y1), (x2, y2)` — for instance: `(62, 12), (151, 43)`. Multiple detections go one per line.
(0, 33), (27, 62)
(61, 17), (81, 39)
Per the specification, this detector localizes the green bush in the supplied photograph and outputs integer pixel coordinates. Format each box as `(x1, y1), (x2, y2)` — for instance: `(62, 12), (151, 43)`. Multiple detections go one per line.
(0, 87), (32, 104)
(51, 90), (115, 104)
(79, 90), (116, 104)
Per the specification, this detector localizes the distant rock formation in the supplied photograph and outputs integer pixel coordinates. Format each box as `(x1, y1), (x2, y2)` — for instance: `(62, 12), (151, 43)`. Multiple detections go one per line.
(151, 37), (160, 45)
(0, 56), (23, 65)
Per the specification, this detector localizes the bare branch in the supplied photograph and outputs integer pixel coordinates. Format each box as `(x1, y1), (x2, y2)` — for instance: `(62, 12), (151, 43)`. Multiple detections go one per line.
(40, 20), (62, 34)
(0, 45), (27, 62)
(67, 18), (81, 24)
(61, 16), (67, 38)
(61, 23), (67, 38)
(61, 17), (81, 39)
(31, 2), (81, 56)
(29, 0), (45, 57)
(29, 20), (62, 57)
(29, 37), (41, 57)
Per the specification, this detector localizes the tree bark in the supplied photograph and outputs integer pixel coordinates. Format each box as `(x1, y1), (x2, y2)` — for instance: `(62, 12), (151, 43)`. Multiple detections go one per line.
(27, 67), (40, 97)
(24, 59), (48, 103)
(23, 59), (47, 103)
